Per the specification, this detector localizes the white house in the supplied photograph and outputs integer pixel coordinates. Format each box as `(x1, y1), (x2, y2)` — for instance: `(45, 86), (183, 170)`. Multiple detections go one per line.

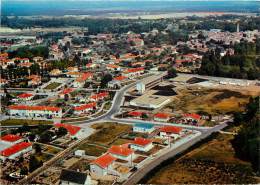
(133, 123), (155, 134)
(123, 67), (144, 78)
(90, 153), (117, 176)
(54, 123), (87, 139)
(130, 137), (153, 152)
(73, 102), (96, 115)
(89, 92), (109, 102)
(9, 105), (62, 119)
(0, 142), (32, 161)
(159, 126), (183, 139)
(0, 134), (24, 145)
(74, 150), (85, 157)
(108, 145), (135, 162)
(17, 93), (34, 101)
(153, 113), (171, 122)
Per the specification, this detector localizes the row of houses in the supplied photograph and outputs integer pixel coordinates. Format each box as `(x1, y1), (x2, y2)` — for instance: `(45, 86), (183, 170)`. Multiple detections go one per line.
(0, 134), (32, 161)
(90, 123), (185, 177)
(128, 111), (202, 123)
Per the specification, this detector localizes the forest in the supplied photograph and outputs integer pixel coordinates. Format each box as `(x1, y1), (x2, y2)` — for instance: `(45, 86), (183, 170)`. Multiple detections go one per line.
(199, 39), (260, 80)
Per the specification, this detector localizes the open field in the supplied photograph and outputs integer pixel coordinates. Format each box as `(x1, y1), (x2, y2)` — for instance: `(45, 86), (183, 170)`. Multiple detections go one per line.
(89, 122), (132, 146)
(144, 133), (258, 184)
(1, 119), (52, 126)
(43, 82), (62, 90)
(77, 143), (107, 157)
(165, 87), (257, 115)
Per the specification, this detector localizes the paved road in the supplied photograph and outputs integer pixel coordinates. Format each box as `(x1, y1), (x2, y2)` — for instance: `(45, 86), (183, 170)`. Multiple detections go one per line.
(123, 121), (229, 185)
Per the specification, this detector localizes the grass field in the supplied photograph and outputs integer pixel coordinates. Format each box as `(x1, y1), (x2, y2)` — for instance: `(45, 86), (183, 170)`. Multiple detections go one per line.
(44, 82), (62, 90)
(77, 143), (107, 156)
(166, 87), (253, 115)
(145, 133), (258, 184)
(1, 119), (52, 126)
(89, 122), (132, 146)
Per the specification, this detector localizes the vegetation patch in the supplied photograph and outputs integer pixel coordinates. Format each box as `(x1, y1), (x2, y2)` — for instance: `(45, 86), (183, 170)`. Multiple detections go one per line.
(77, 143), (107, 156)
(1, 119), (52, 126)
(167, 87), (251, 115)
(89, 122), (132, 146)
(145, 133), (257, 184)
(44, 82), (62, 90)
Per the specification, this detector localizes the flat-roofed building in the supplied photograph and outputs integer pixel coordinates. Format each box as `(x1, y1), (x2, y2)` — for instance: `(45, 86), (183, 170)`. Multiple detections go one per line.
(130, 92), (172, 109)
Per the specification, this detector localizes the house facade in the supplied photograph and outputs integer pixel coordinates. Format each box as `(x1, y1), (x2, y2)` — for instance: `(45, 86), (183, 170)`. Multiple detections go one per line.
(9, 105), (62, 119)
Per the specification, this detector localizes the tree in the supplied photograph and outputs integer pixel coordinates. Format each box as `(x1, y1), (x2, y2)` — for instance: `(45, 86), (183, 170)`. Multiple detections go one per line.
(167, 68), (177, 78)
(64, 94), (69, 101)
(34, 143), (42, 154)
(29, 155), (42, 172)
(231, 96), (260, 172)
(39, 131), (53, 143)
(100, 73), (112, 88)
(20, 166), (28, 175)
(56, 127), (68, 137)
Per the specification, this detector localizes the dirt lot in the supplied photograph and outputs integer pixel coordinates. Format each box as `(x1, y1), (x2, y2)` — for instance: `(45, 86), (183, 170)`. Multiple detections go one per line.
(144, 133), (258, 184)
(165, 87), (259, 115)
(89, 122), (132, 146)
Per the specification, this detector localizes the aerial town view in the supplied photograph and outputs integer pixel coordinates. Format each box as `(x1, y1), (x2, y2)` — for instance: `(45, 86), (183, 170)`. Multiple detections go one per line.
(0, 0), (260, 185)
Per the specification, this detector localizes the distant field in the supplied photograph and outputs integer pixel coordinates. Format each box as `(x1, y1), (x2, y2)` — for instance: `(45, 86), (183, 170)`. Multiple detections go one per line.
(89, 122), (132, 146)
(1, 119), (52, 126)
(144, 133), (258, 184)
(166, 88), (252, 115)
(44, 82), (62, 90)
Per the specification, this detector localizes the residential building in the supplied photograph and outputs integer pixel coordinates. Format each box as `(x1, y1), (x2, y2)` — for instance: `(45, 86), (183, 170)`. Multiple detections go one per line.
(130, 137), (153, 152)
(73, 102), (96, 115)
(0, 134), (23, 144)
(0, 142), (32, 161)
(133, 123), (155, 134)
(17, 93), (34, 101)
(108, 145), (135, 162)
(159, 126), (183, 139)
(89, 92), (109, 102)
(90, 153), (117, 176)
(154, 113), (171, 122)
(54, 123), (87, 139)
(59, 169), (92, 185)
(9, 105), (62, 119)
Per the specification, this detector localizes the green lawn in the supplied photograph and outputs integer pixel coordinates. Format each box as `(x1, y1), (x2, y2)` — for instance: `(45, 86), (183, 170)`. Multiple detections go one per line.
(44, 82), (62, 90)
(1, 119), (52, 126)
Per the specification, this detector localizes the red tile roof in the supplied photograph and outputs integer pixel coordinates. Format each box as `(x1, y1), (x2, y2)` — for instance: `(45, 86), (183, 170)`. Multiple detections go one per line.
(108, 145), (133, 157)
(128, 111), (143, 117)
(91, 153), (116, 169)
(160, 126), (182, 134)
(132, 137), (152, 146)
(76, 72), (93, 82)
(54, 123), (81, 136)
(107, 64), (120, 69)
(154, 113), (171, 119)
(8, 105), (61, 112)
(17, 93), (33, 99)
(74, 102), (96, 111)
(0, 142), (32, 157)
(113, 76), (127, 81)
(1, 134), (22, 142)
(60, 88), (74, 95)
(90, 92), (109, 100)
(124, 67), (144, 74)
(184, 113), (201, 120)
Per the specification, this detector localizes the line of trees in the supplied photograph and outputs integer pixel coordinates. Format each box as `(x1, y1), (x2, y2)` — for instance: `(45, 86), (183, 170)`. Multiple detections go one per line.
(231, 96), (260, 173)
